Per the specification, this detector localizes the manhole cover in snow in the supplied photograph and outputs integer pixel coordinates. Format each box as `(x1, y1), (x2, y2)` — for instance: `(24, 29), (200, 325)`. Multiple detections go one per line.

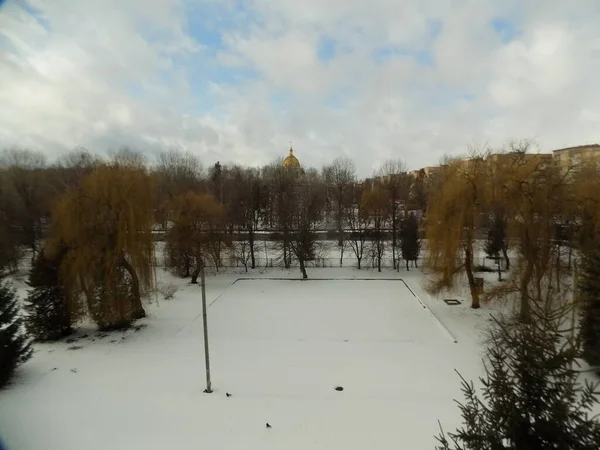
(443, 299), (461, 305)
(334, 386), (344, 392)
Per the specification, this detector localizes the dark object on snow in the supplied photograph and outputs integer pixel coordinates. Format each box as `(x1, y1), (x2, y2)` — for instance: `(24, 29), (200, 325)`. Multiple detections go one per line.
(266, 423), (272, 429)
(334, 386), (344, 391)
(226, 392), (232, 397)
(443, 299), (461, 306)
(0, 280), (32, 388)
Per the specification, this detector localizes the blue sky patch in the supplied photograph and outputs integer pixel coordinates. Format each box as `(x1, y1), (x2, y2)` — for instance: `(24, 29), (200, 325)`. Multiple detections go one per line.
(491, 18), (518, 43)
(317, 37), (337, 62)
(373, 45), (433, 66)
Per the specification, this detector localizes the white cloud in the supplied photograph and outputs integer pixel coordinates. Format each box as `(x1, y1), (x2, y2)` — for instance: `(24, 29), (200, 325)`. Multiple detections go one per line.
(0, 0), (599, 176)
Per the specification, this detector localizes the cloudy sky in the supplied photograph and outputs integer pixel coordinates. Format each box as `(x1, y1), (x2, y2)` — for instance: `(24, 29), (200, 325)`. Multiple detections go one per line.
(1, 0), (599, 175)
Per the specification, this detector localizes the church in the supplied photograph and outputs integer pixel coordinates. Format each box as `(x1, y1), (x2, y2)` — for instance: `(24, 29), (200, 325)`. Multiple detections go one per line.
(282, 146), (301, 169)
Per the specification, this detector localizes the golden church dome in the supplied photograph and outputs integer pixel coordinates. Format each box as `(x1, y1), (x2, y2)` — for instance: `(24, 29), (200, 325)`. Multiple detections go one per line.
(282, 146), (301, 168)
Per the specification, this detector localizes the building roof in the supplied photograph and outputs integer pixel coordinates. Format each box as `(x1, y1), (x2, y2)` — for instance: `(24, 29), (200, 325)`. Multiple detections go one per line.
(282, 147), (301, 168)
(552, 144), (600, 154)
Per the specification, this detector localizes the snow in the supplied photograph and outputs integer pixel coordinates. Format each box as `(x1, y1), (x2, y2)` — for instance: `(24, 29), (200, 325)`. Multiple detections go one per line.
(0, 265), (597, 449)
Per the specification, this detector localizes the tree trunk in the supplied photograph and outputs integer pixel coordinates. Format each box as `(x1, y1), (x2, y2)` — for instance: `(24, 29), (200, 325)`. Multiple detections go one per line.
(392, 220), (397, 270)
(519, 262), (534, 323)
(465, 247), (480, 309)
(406, 259), (409, 271)
(299, 257), (308, 279)
(191, 257), (203, 284)
(556, 243), (561, 292)
(120, 255), (145, 319)
(337, 213), (343, 247)
(249, 226), (256, 269)
(496, 254), (502, 282)
(415, 258), (418, 268)
(357, 256), (362, 270)
(502, 247), (510, 271)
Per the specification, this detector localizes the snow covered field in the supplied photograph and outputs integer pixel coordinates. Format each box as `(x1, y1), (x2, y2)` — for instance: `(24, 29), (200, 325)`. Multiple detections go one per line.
(0, 268), (502, 449)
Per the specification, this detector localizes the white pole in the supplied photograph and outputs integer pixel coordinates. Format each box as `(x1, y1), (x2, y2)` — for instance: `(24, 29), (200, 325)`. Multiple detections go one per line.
(201, 267), (212, 393)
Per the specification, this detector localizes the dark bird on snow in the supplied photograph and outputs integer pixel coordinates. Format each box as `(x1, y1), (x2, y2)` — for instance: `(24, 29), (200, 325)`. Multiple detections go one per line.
(226, 392), (232, 397)
(266, 423), (272, 429)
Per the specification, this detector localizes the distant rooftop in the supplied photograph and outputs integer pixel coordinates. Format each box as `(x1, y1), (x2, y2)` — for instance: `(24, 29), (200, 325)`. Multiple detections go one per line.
(552, 144), (600, 154)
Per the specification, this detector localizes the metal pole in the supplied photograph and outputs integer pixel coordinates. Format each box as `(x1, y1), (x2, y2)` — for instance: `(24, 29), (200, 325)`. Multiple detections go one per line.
(201, 267), (212, 393)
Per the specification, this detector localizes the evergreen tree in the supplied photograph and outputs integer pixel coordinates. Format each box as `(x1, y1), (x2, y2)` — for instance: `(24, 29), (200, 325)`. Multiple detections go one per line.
(437, 301), (600, 450)
(400, 213), (421, 271)
(0, 280), (32, 387)
(580, 245), (600, 369)
(25, 248), (74, 341)
(485, 213), (507, 281)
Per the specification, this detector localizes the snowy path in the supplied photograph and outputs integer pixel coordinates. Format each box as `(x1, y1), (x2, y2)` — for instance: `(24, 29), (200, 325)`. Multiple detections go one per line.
(0, 271), (481, 450)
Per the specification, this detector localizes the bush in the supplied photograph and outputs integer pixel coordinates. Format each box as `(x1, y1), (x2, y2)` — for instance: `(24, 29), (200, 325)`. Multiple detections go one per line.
(0, 280), (32, 387)
(158, 283), (178, 300)
(25, 249), (74, 341)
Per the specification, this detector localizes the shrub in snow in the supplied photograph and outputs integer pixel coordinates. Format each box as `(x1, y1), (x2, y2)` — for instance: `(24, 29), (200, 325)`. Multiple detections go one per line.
(159, 283), (178, 300)
(0, 280), (32, 387)
(25, 249), (74, 341)
(437, 300), (600, 449)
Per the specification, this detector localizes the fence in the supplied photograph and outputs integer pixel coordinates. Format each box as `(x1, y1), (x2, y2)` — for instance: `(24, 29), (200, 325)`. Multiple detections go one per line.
(154, 250), (424, 272)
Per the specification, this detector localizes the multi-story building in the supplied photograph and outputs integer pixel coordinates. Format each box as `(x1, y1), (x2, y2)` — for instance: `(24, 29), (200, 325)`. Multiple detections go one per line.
(552, 144), (600, 174)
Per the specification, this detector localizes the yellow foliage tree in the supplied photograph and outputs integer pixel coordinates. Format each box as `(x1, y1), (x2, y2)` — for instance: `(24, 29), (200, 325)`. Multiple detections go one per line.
(426, 156), (487, 308)
(48, 163), (155, 329)
(165, 191), (226, 283)
(501, 153), (567, 322)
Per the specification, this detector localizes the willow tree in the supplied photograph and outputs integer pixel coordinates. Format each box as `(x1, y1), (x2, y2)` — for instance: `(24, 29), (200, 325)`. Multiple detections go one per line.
(165, 191), (225, 283)
(48, 163), (155, 329)
(426, 155), (487, 309)
(501, 151), (569, 322)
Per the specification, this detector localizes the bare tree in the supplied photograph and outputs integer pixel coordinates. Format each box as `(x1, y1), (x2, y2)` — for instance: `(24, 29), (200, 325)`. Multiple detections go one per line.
(289, 169), (325, 279)
(265, 162), (300, 268)
(229, 167), (265, 269)
(361, 184), (389, 272)
(323, 157), (356, 253)
(154, 149), (204, 231)
(377, 159), (411, 270)
(346, 182), (370, 269)
(109, 147), (148, 168)
(0, 148), (48, 261)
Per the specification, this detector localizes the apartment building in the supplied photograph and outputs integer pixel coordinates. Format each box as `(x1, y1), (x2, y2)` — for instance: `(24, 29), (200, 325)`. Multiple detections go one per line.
(552, 144), (600, 173)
